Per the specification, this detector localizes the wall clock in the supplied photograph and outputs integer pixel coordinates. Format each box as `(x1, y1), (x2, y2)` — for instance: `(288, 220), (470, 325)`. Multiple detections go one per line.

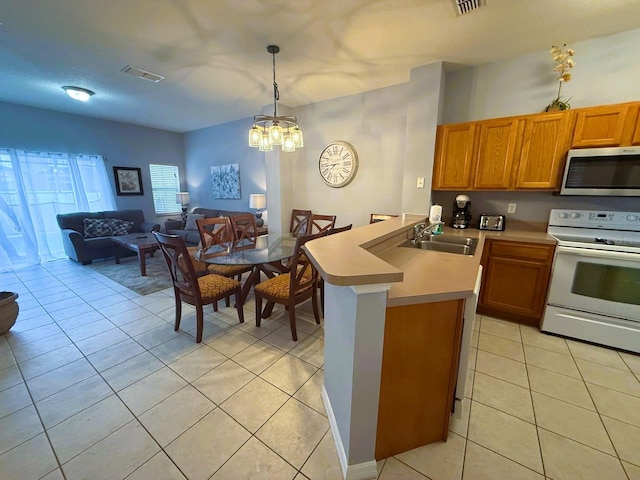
(318, 141), (359, 188)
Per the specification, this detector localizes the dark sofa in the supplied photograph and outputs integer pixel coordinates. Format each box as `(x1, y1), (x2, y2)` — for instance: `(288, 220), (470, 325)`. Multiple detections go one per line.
(56, 209), (160, 264)
(164, 207), (250, 246)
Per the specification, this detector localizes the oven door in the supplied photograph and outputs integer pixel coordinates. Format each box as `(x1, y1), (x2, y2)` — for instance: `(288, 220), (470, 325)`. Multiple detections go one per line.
(547, 246), (640, 322)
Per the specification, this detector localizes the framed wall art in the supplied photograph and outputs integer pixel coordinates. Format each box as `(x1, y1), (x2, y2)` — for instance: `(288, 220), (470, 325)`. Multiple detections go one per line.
(211, 163), (241, 199)
(113, 167), (144, 196)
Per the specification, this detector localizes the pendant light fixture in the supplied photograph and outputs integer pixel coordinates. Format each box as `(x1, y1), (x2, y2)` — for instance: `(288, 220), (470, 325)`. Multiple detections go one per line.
(248, 45), (303, 153)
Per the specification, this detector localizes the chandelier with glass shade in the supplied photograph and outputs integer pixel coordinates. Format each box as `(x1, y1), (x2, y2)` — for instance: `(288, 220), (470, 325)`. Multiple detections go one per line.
(248, 45), (303, 153)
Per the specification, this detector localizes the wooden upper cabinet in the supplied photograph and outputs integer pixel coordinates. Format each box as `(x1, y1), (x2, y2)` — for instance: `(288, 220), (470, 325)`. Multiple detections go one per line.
(432, 123), (476, 190)
(516, 112), (571, 189)
(571, 104), (630, 147)
(473, 118), (518, 189)
(632, 110), (640, 145)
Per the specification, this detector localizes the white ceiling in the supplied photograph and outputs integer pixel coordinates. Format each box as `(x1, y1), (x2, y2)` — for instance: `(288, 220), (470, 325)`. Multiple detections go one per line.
(1, 0), (640, 133)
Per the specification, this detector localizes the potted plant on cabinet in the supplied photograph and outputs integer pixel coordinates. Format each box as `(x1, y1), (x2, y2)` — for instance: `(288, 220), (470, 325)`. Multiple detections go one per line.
(544, 44), (575, 112)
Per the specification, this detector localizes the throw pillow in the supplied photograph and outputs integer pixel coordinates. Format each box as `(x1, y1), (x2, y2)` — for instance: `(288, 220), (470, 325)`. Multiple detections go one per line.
(185, 213), (204, 230)
(108, 219), (134, 236)
(83, 218), (134, 238)
(83, 218), (113, 238)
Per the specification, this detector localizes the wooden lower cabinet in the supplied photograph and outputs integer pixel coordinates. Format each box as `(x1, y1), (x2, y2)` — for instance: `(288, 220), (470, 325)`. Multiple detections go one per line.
(376, 299), (464, 459)
(478, 240), (555, 326)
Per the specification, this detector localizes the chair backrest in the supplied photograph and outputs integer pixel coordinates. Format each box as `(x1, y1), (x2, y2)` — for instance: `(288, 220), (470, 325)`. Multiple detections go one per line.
(288, 231), (328, 296)
(153, 232), (201, 300)
(228, 213), (258, 251)
(196, 216), (233, 248)
(290, 209), (312, 235)
(328, 224), (353, 235)
(310, 214), (336, 234)
(370, 214), (399, 224)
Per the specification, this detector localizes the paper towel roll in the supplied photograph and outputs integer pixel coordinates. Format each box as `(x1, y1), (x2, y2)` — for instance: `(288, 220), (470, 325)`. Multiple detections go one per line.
(429, 204), (442, 223)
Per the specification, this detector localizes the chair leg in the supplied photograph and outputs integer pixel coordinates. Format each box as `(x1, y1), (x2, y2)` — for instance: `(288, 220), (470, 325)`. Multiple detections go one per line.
(196, 305), (204, 343)
(235, 289), (244, 324)
(213, 301), (218, 312)
(262, 301), (275, 319)
(312, 286), (321, 325)
(225, 296), (230, 307)
(255, 294), (262, 327)
(173, 293), (182, 332)
(320, 278), (325, 317)
(288, 300), (298, 341)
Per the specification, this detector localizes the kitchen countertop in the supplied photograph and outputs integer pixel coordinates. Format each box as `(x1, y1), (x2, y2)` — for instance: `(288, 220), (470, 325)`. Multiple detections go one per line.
(304, 216), (557, 307)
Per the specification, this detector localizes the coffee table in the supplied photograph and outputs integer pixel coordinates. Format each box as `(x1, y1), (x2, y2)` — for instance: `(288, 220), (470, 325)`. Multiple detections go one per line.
(112, 232), (160, 276)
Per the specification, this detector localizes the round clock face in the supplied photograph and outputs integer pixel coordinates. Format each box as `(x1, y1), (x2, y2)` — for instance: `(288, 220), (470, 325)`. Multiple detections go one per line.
(318, 141), (359, 188)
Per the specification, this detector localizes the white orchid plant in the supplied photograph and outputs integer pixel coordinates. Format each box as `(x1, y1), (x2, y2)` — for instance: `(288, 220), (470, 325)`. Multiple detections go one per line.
(545, 44), (575, 111)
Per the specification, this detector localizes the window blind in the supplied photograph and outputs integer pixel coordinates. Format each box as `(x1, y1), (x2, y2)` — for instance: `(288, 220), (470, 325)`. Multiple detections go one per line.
(149, 164), (180, 215)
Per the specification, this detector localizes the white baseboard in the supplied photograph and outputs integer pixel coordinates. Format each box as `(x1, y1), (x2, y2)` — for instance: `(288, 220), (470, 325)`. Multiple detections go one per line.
(321, 386), (379, 480)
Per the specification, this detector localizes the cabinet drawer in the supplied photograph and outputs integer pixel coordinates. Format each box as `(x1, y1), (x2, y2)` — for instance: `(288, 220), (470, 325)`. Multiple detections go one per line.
(488, 240), (554, 262)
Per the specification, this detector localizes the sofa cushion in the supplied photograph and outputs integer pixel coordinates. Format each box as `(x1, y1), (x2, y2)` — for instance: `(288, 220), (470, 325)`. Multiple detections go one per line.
(185, 213), (205, 230)
(83, 218), (133, 238)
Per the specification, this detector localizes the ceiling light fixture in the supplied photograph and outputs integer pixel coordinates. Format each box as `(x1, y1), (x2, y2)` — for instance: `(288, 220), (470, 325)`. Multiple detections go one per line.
(248, 45), (303, 153)
(62, 86), (95, 102)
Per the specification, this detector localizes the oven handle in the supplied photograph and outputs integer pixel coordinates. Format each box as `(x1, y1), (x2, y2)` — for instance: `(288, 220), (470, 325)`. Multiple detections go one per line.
(557, 245), (640, 262)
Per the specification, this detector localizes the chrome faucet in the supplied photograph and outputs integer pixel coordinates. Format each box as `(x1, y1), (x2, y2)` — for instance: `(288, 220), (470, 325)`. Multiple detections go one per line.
(413, 220), (445, 242)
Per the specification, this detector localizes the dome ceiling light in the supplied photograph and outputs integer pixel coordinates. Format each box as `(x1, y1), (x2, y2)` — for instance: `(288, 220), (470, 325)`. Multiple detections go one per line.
(62, 86), (95, 102)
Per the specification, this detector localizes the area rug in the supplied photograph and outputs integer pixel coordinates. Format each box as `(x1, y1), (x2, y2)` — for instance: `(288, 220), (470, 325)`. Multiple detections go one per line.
(86, 255), (172, 295)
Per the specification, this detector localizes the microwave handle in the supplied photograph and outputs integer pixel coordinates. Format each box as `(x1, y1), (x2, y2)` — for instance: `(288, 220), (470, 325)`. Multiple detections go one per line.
(557, 245), (640, 262)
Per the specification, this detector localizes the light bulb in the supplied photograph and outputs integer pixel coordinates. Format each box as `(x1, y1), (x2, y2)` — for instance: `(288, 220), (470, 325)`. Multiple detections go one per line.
(248, 126), (262, 147)
(291, 128), (304, 148)
(269, 123), (284, 145)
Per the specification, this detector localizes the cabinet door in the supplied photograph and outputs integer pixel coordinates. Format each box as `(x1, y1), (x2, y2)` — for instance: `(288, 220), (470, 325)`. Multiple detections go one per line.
(516, 112), (571, 189)
(478, 240), (554, 325)
(571, 105), (630, 147)
(632, 111), (640, 145)
(432, 123), (476, 190)
(473, 118), (518, 189)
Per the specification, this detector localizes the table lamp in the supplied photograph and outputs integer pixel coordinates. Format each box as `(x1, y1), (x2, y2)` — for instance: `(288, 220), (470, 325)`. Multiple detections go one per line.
(176, 192), (191, 227)
(249, 194), (266, 227)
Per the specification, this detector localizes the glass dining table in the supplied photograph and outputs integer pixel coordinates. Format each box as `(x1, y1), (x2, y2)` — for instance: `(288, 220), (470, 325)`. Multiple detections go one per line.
(194, 233), (298, 305)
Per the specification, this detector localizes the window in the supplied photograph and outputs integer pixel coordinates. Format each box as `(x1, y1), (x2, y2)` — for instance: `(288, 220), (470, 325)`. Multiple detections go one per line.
(0, 148), (115, 271)
(149, 164), (181, 215)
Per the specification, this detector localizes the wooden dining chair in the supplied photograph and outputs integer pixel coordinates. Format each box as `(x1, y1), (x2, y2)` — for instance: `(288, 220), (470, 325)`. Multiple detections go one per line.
(370, 213), (399, 224)
(153, 232), (244, 343)
(196, 217), (254, 279)
(310, 214), (336, 234)
(254, 231), (328, 341)
(290, 209), (312, 235)
(229, 213), (258, 251)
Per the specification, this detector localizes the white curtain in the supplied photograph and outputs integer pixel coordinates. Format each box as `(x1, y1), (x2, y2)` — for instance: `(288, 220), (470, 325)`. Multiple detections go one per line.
(0, 149), (116, 272)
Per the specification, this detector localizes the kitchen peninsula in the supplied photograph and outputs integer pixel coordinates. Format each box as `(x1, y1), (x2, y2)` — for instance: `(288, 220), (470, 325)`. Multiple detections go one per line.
(305, 217), (484, 480)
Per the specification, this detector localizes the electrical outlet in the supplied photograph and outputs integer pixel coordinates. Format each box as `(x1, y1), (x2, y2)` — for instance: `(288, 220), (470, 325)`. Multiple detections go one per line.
(507, 203), (517, 214)
(416, 177), (425, 188)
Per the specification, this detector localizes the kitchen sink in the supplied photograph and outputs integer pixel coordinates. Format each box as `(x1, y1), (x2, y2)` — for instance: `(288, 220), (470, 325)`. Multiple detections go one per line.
(400, 234), (478, 256)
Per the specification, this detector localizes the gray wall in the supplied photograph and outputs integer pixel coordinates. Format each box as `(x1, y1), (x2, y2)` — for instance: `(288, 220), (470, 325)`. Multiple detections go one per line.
(0, 101), (184, 227)
(183, 118), (266, 216)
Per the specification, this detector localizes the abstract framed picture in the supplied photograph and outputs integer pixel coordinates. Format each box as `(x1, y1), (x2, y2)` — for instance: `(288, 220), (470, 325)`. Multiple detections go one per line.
(211, 163), (241, 199)
(113, 167), (144, 196)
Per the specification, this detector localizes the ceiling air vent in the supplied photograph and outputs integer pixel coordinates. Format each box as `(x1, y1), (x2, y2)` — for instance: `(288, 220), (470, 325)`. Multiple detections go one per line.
(453, 0), (485, 16)
(121, 65), (165, 83)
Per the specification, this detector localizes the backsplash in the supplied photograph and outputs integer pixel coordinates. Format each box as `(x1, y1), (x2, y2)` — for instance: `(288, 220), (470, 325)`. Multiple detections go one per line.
(431, 191), (640, 226)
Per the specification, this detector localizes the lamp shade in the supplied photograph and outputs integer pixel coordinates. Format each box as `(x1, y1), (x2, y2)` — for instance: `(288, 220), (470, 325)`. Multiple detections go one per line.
(176, 192), (190, 205)
(249, 194), (266, 209)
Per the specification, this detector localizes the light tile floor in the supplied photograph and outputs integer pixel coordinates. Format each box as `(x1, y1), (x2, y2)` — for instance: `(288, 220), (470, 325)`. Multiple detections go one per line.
(1, 260), (639, 479)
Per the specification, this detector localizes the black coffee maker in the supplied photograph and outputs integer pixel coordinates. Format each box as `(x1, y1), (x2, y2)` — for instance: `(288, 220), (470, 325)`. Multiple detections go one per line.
(451, 194), (472, 229)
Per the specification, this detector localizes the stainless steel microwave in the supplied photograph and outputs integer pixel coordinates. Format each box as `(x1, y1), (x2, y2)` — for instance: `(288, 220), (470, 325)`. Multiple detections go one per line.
(560, 146), (640, 196)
